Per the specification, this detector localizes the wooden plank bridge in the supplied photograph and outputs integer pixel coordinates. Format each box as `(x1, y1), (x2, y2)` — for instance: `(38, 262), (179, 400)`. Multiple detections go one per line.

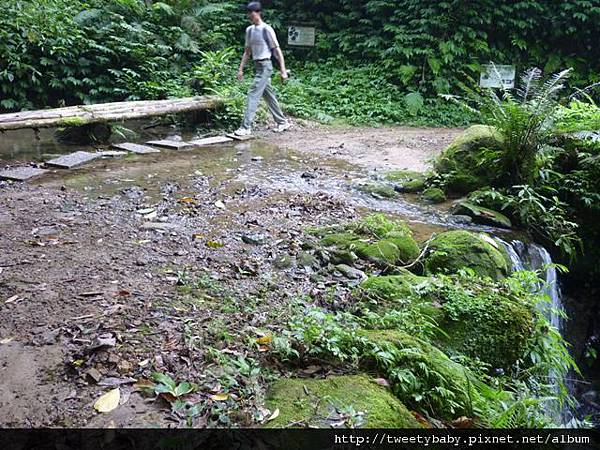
(0, 96), (222, 132)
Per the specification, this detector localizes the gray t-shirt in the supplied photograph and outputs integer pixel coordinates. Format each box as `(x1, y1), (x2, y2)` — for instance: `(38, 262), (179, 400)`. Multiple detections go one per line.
(245, 23), (279, 60)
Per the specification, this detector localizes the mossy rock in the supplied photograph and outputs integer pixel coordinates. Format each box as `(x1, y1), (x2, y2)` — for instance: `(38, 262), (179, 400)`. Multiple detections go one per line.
(451, 201), (512, 229)
(265, 375), (422, 428)
(319, 214), (419, 268)
(358, 330), (484, 419)
(421, 187), (446, 204)
(434, 125), (504, 194)
(384, 170), (426, 193)
(438, 286), (534, 369)
(424, 230), (510, 280)
(359, 270), (425, 303)
(359, 272), (534, 370)
(359, 183), (397, 199)
(350, 214), (412, 239)
(356, 236), (419, 267)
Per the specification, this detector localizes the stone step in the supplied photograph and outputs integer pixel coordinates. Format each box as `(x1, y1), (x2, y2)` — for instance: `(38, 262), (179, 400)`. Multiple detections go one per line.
(145, 140), (194, 150)
(226, 133), (255, 141)
(111, 143), (161, 154)
(190, 136), (233, 146)
(100, 150), (128, 158)
(0, 167), (49, 182)
(45, 151), (101, 169)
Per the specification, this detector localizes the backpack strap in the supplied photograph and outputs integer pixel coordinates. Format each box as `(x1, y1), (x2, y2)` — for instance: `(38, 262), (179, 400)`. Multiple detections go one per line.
(262, 27), (280, 68)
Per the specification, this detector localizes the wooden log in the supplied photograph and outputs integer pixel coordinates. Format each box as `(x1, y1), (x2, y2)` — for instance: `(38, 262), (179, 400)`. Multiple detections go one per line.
(0, 96), (222, 131)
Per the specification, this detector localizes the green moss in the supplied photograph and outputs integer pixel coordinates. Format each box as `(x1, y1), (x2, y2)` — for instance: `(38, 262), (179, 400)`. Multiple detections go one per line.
(359, 183), (397, 199)
(351, 214), (412, 239)
(360, 271), (426, 302)
(357, 237), (419, 267)
(320, 232), (364, 248)
(265, 375), (421, 428)
(57, 116), (89, 127)
(358, 330), (483, 419)
(421, 187), (446, 204)
(384, 170), (424, 183)
(434, 125), (504, 194)
(424, 230), (510, 280)
(438, 286), (534, 369)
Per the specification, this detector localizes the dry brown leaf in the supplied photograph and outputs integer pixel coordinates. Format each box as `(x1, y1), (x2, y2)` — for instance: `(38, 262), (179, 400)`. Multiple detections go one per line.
(93, 388), (120, 413)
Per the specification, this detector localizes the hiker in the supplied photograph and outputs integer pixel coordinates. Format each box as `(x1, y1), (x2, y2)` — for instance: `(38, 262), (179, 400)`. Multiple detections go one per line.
(234, 1), (290, 137)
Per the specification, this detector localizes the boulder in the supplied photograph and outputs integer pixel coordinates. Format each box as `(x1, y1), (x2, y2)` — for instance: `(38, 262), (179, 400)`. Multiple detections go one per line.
(421, 187), (446, 204)
(434, 125), (504, 194)
(424, 230), (510, 280)
(265, 375), (421, 428)
(451, 201), (512, 229)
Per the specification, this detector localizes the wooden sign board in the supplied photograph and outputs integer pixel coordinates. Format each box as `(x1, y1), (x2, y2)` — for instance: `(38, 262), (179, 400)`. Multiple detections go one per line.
(479, 64), (516, 89)
(288, 26), (315, 47)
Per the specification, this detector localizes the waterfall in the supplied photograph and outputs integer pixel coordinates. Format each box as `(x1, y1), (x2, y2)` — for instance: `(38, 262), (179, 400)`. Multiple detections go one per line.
(497, 238), (573, 424)
(497, 239), (563, 332)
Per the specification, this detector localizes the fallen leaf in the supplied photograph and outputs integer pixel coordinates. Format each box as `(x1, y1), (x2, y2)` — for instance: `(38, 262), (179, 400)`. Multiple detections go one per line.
(133, 379), (155, 391)
(192, 233), (204, 241)
(143, 211), (158, 220)
(210, 393), (229, 402)
(411, 411), (432, 428)
(5, 295), (19, 304)
(451, 416), (475, 428)
(266, 408), (280, 422)
(257, 345), (270, 352)
(256, 335), (273, 345)
(94, 388), (120, 413)
(117, 290), (131, 297)
(179, 197), (196, 205)
(0, 337), (14, 344)
(135, 239), (151, 245)
(214, 200), (226, 209)
(206, 241), (224, 249)
(137, 208), (155, 215)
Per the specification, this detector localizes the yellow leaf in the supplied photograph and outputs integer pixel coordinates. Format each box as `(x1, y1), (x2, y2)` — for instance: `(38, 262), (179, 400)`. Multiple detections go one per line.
(256, 335), (273, 345)
(94, 388), (120, 413)
(206, 241), (224, 249)
(179, 197), (196, 205)
(267, 408), (280, 422)
(210, 393), (229, 401)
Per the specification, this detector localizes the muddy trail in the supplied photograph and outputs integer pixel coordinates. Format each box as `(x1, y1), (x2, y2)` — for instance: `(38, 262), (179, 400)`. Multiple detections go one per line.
(1, 124), (477, 427)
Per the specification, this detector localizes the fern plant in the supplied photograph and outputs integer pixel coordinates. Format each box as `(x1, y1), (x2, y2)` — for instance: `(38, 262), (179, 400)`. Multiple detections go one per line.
(480, 67), (572, 185)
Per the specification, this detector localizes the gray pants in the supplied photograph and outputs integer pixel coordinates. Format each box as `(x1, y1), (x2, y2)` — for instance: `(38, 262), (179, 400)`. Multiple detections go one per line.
(241, 60), (286, 130)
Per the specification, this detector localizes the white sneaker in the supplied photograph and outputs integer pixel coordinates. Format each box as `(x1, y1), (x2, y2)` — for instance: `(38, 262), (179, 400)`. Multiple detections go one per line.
(273, 121), (291, 133)
(234, 127), (252, 136)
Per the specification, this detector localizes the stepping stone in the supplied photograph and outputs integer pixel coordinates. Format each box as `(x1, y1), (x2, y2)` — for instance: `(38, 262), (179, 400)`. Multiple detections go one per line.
(0, 167), (49, 182)
(190, 136), (233, 146)
(45, 151), (101, 169)
(226, 133), (255, 141)
(100, 150), (127, 158)
(112, 143), (161, 154)
(145, 140), (194, 150)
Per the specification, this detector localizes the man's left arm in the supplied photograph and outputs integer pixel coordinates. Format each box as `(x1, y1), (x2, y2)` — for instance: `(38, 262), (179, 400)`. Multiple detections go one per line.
(265, 26), (288, 81)
(273, 47), (288, 81)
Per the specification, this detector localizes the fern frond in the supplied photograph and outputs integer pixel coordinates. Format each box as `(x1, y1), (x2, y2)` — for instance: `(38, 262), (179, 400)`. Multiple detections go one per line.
(517, 67), (542, 102)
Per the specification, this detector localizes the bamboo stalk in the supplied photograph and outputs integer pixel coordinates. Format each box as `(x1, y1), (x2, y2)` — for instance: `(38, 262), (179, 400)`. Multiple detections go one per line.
(0, 96), (222, 131)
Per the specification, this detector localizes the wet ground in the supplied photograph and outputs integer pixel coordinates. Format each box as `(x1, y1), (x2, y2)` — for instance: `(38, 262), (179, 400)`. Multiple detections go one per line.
(0, 122), (496, 427)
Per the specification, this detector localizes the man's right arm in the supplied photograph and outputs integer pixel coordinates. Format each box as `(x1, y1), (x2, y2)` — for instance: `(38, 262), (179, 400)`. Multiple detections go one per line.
(237, 47), (251, 81)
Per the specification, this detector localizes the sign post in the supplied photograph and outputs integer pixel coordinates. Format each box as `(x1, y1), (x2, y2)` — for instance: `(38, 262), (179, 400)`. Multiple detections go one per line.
(479, 64), (516, 89)
(287, 26), (316, 47)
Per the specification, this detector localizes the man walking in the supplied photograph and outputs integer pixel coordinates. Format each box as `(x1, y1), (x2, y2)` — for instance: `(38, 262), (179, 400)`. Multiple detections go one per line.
(234, 2), (291, 136)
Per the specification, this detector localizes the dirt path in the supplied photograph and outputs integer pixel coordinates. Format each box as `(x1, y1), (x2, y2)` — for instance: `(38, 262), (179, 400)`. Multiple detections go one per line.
(0, 124), (459, 427)
(259, 121), (463, 172)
